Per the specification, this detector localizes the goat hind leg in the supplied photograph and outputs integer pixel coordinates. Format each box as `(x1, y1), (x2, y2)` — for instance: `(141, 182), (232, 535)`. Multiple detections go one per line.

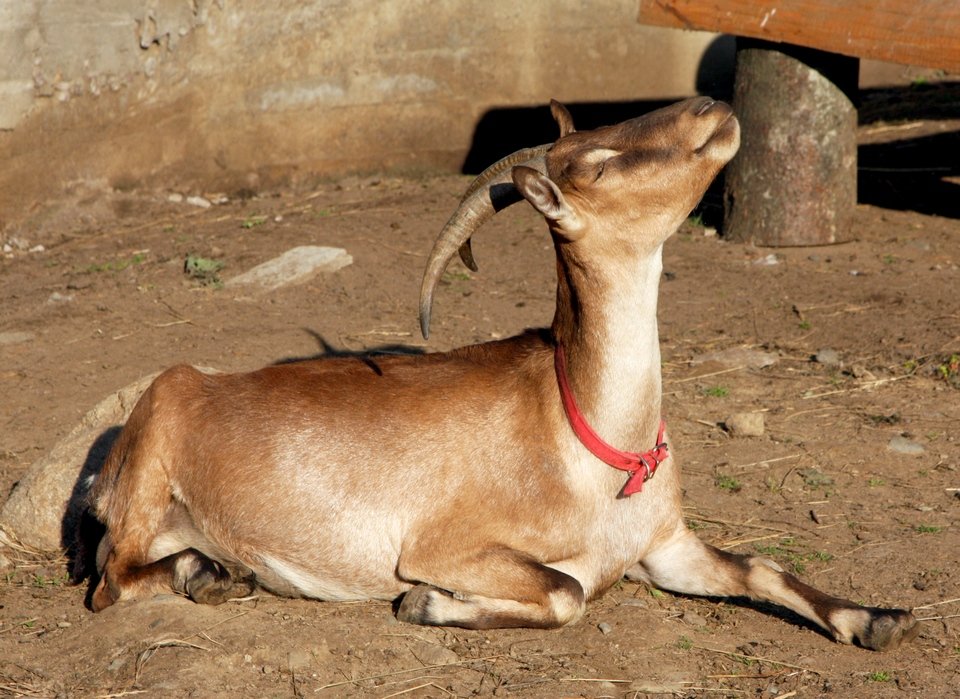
(93, 546), (253, 611)
(396, 548), (585, 629)
(633, 528), (918, 651)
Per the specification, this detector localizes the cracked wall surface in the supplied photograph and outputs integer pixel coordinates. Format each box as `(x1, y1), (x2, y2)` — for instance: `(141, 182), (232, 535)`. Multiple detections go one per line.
(1, 0), (728, 229)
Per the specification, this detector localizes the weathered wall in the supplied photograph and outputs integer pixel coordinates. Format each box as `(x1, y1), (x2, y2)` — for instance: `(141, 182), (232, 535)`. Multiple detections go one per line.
(0, 0), (729, 229)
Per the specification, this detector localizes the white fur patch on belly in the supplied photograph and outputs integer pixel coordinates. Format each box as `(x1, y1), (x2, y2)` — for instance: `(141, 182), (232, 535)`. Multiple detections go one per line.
(255, 553), (403, 602)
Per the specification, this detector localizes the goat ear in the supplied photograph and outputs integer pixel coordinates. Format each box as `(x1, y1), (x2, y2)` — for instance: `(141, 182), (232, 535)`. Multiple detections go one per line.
(512, 165), (582, 236)
(550, 100), (576, 138)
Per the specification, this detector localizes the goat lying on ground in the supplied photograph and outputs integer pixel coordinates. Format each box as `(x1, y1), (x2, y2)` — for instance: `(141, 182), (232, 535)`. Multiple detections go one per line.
(89, 98), (918, 650)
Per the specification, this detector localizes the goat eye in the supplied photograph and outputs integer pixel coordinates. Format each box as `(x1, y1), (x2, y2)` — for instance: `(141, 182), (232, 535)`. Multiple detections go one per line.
(594, 161), (606, 181)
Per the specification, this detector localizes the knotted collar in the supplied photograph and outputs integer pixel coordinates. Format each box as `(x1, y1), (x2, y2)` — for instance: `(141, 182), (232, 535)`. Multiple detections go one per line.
(554, 344), (668, 495)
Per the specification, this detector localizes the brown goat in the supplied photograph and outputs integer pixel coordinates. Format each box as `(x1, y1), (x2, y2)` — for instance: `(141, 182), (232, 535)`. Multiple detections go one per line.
(89, 98), (918, 650)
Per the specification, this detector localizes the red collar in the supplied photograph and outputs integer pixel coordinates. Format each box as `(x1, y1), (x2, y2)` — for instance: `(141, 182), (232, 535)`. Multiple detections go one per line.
(554, 344), (668, 496)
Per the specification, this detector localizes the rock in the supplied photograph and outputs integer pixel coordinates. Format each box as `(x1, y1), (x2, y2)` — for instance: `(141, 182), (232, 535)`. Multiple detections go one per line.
(888, 435), (925, 456)
(287, 649), (313, 671)
(692, 346), (778, 369)
(185, 195), (212, 208)
(167, 192), (184, 203)
(724, 412), (765, 437)
(0, 330), (35, 346)
(0, 368), (216, 555)
(681, 611), (707, 627)
(753, 253), (780, 266)
(814, 348), (841, 367)
(849, 363), (876, 380)
(412, 641), (459, 666)
(597, 621), (613, 635)
(226, 246), (352, 291)
(0, 373), (159, 555)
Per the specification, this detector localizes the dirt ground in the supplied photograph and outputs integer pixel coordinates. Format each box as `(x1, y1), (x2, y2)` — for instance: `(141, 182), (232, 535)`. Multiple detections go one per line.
(1, 104), (959, 698)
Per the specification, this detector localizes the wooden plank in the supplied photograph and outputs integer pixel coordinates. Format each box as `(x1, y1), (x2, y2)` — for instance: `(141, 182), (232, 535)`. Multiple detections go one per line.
(637, 0), (960, 72)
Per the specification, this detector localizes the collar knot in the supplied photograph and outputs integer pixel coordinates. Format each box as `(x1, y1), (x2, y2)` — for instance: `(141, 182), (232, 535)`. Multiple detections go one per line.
(554, 344), (668, 495)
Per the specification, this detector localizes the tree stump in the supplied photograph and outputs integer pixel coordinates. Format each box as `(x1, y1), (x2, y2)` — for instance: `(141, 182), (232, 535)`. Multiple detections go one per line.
(723, 39), (859, 246)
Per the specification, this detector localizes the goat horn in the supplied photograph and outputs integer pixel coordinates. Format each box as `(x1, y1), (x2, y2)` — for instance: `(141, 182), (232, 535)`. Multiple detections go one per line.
(419, 145), (550, 339)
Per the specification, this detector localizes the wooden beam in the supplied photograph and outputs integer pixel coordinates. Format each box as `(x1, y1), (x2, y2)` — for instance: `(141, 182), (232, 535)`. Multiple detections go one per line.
(637, 0), (960, 73)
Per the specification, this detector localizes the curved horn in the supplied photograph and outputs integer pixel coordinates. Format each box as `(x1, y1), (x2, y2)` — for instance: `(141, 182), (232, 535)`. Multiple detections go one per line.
(419, 145), (550, 339)
(456, 145), (552, 272)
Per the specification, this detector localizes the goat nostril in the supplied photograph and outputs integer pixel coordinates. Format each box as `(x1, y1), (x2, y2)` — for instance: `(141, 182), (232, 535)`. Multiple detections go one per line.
(695, 99), (716, 116)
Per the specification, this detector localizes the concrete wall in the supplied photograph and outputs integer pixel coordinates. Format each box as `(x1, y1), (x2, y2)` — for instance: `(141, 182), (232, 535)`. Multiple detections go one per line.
(0, 0), (732, 229)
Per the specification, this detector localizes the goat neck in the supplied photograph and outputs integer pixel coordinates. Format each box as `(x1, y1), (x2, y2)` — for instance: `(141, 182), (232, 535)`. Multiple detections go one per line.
(511, 97), (741, 450)
(550, 235), (665, 450)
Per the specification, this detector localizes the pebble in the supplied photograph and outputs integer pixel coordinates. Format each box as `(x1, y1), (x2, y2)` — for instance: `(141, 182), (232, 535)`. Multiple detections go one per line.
(814, 348), (841, 367)
(56, 621), (71, 629)
(0, 331), (35, 346)
(47, 292), (74, 305)
(681, 611), (708, 627)
(724, 412), (765, 437)
(597, 621), (613, 635)
(753, 253), (780, 266)
(888, 435), (925, 456)
(167, 193), (184, 203)
(186, 195), (212, 208)
(287, 649), (312, 671)
(693, 347), (778, 369)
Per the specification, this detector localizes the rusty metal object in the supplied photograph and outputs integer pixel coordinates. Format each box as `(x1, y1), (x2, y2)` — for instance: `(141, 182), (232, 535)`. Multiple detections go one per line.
(723, 40), (859, 246)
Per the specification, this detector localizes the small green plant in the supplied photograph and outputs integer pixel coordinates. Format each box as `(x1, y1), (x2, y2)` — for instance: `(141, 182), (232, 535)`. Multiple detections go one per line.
(86, 252), (147, 274)
(442, 270), (472, 283)
(241, 214), (268, 229)
(868, 477), (885, 487)
(184, 254), (224, 287)
(882, 254), (896, 264)
(915, 525), (941, 534)
(714, 474), (742, 492)
(936, 354), (960, 385)
(868, 671), (891, 682)
(649, 588), (665, 599)
(703, 385), (728, 398)
(798, 320), (811, 330)
(32, 571), (70, 588)
(677, 635), (693, 650)
(903, 359), (918, 373)
(687, 213), (705, 227)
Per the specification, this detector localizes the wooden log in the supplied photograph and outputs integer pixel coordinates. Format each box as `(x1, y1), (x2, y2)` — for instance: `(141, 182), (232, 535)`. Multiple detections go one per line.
(637, 0), (960, 73)
(723, 40), (859, 246)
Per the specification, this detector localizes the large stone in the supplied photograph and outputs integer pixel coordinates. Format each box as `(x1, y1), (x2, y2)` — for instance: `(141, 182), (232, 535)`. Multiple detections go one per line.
(0, 373), (159, 557)
(226, 246), (352, 291)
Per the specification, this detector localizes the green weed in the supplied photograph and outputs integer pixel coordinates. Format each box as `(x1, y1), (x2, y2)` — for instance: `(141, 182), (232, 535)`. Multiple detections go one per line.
(85, 252), (146, 273)
(241, 214), (268, 229)
(714, 474), (742, 493)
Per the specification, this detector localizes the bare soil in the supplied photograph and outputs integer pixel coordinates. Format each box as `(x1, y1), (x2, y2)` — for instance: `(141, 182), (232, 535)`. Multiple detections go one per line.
(1, 120), (959, 698)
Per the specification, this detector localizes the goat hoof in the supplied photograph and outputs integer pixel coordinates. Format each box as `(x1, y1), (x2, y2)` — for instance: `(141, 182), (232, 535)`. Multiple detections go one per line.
(859, 609), (920, 651)
(186, 560), (255, 605)
(397, 584), (442, 625)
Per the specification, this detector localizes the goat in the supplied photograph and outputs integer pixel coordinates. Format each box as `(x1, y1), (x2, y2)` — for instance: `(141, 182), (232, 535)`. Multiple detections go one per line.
(88, 97), (918, 650)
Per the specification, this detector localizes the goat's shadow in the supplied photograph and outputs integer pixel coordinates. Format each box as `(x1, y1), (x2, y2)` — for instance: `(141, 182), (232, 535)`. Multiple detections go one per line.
(63, 331), (428, 603)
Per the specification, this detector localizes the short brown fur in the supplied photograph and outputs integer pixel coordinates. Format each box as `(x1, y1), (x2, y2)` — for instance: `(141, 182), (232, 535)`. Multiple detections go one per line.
(89, 99), (917, 650)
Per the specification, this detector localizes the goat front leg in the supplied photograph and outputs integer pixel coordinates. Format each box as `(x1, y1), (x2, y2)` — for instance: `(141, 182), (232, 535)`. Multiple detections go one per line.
(631, 527), (919, 651)
(396, 548), (586, 629)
